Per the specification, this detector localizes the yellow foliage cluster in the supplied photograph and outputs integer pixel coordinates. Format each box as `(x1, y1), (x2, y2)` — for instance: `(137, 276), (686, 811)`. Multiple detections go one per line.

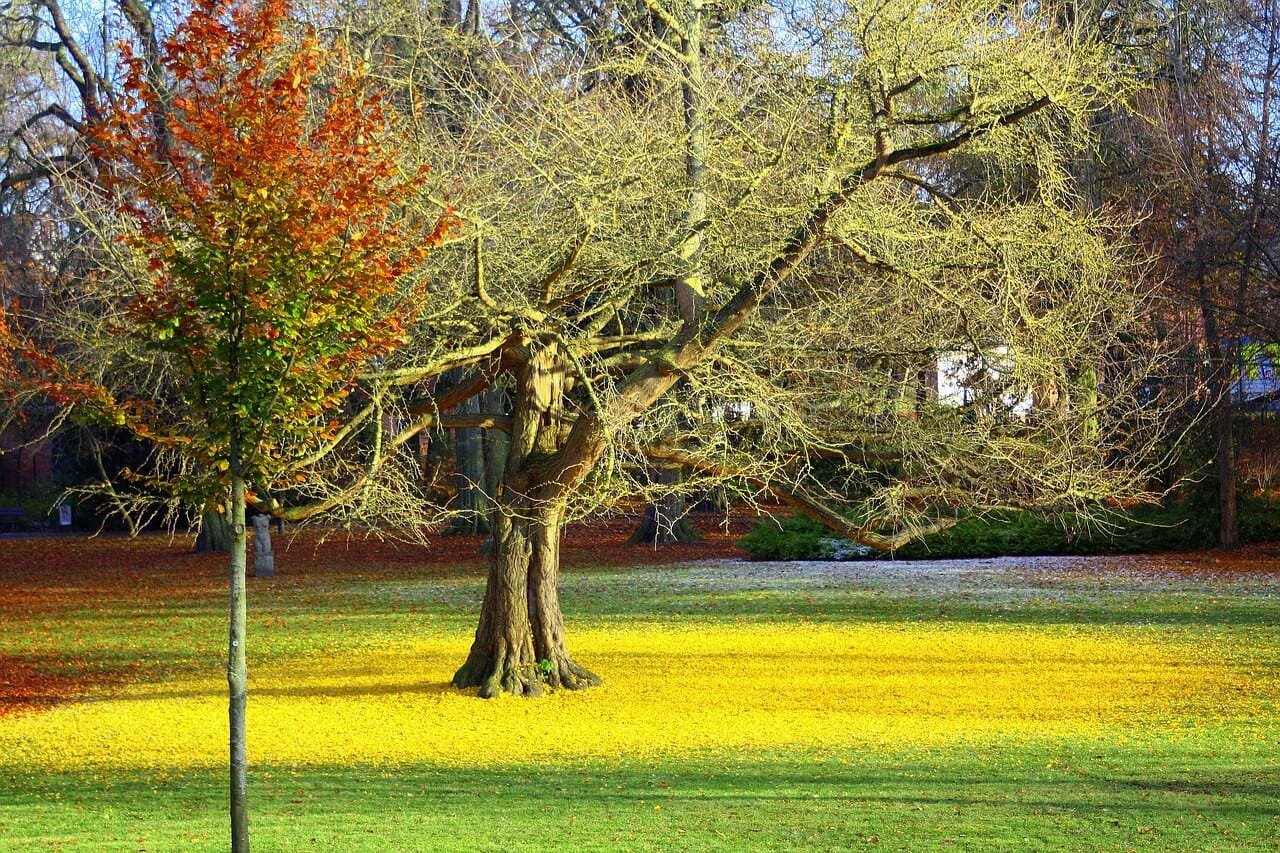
(0, 623), (1266, 770)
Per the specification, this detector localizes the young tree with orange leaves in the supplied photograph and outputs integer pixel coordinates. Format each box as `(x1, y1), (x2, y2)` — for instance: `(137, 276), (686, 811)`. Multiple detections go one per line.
(68, 0), (442, 847)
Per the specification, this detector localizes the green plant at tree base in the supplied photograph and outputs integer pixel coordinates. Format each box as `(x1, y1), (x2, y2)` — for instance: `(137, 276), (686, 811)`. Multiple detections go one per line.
(536, 658), (555, 683)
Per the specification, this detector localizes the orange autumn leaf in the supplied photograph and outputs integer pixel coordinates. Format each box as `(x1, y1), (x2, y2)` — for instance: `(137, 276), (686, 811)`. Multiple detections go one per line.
(83, 0), (449, 491)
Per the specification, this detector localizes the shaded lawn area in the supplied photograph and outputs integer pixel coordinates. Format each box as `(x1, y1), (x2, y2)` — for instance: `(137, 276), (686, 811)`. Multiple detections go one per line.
(0, 523), (1277, 851)
(3, 741), (1278, 852)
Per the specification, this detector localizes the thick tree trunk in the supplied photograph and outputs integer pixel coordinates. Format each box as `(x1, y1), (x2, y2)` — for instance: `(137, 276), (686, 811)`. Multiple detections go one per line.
(452, 497), (602, 697)
(452, 342), (599, 697)
(528, 507), (601, 689)
(227, 471), (250, 852)
(628, 465), (700, 545)
(196, 505), (233, 553)
(451, 506), (544, 698)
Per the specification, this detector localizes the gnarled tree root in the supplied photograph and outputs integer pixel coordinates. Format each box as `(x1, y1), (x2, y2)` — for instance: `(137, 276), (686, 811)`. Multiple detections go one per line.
(452, 650), (600, 698)
(544, 654), (602, 691)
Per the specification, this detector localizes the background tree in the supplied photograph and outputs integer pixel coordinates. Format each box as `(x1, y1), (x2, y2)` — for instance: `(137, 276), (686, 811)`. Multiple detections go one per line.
(1, 0), (205, 536)
(1123, 0), (1280, 547)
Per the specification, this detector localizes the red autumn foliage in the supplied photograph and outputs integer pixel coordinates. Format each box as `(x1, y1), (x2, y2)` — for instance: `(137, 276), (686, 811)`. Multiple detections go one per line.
(83, 0), (453, 485)
(0, 302), (117, 417)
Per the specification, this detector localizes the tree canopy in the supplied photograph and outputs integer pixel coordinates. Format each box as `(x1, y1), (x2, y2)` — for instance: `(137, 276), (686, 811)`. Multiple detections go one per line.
(296, 0), (1171, 696)
(5, 0), (1178, 701)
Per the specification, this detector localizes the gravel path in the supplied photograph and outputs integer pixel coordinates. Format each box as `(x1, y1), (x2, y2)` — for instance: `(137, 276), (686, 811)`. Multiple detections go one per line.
(601, 550), (1280, 601)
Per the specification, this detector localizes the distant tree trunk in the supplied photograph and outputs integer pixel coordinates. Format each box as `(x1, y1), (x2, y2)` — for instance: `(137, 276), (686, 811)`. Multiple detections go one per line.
(628, 465), (700, 545)
(449, 378), (508, 537)
(1070, 364), (1101, 442)
(481, 383), (508, 506)
(451, 390), (488, 534)
(626, 0), (705, 550)
(916, 361), (937, 415)
(1218, 0), (1276, 548)
(441, 0), (481, 35)
(196, 505), (233, 553)
(1214, 392), (1238, 548)
(1069, 108), (1103, 444)
(477, 383), (509, 550)
(452, 342), (600, 697)
(1167, 0), (1241, 550)
(1198, 273), (1239, 549)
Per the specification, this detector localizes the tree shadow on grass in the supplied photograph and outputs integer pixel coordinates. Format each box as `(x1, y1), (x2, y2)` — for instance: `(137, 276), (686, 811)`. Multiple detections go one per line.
(98, 679), (457, 704)
(3, 748), (1278, 850)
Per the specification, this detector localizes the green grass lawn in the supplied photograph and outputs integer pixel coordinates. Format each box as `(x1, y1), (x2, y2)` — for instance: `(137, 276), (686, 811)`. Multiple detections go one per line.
(1, 540), (1277, 851)
(5, 738), (1279, 852)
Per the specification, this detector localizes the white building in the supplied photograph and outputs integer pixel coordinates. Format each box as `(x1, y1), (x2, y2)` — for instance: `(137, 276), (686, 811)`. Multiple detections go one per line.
(935, 346), (1032, 415)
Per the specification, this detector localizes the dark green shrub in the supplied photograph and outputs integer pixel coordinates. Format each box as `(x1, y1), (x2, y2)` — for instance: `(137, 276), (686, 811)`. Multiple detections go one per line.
(740, 514), (831, 560)
(0, 484), (65, 524)
(741, 491), (1280, 560)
